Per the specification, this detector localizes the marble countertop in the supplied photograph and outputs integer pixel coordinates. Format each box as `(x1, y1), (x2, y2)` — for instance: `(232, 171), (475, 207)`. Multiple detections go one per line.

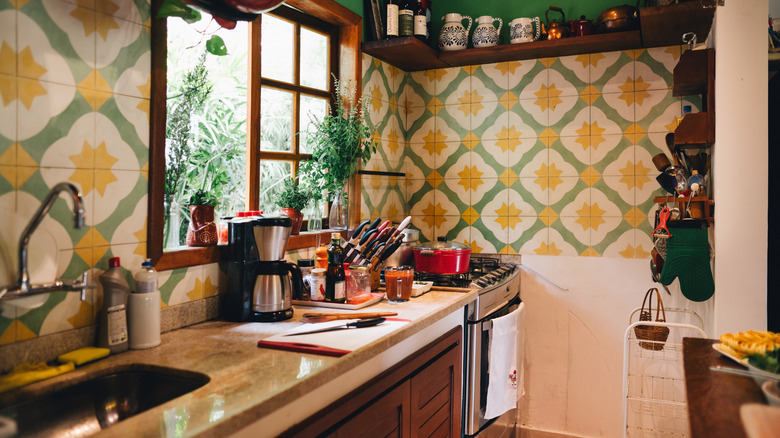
(3, 290), (476, 437)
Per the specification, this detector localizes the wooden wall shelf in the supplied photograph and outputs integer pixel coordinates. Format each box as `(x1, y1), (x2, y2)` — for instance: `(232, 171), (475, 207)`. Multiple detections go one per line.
(439, 31), (642, 67)
(362, 36), (447, 72)
(362, 2), (715, 73)
(654, 195), (714, 223)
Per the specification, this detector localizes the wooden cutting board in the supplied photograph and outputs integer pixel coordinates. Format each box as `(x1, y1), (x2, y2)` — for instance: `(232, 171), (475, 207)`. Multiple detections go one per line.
(257, 318), (410, 357)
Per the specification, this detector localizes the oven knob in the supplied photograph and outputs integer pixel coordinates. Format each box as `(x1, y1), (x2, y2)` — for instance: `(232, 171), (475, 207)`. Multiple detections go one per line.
(476, 278), (489, 287)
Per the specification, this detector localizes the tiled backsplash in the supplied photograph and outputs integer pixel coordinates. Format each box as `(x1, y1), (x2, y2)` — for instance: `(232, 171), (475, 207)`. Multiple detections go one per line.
(361, 47), (697, 257)
(1, 0), (690, 350)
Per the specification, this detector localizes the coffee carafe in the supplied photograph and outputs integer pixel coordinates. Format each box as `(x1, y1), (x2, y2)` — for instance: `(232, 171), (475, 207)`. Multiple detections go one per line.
(225, 215), (302, 322)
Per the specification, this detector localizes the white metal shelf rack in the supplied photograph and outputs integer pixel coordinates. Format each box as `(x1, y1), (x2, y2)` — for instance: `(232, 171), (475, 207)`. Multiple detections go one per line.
(622, 307), (707, 438)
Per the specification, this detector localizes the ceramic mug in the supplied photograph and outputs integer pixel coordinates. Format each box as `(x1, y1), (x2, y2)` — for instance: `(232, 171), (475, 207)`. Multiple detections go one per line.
(472, 16), (502, 48)
(510, 17), (540, 44)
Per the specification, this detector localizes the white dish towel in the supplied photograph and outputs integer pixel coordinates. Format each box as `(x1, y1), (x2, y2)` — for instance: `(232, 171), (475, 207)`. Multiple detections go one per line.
(484, 301), (526, 419)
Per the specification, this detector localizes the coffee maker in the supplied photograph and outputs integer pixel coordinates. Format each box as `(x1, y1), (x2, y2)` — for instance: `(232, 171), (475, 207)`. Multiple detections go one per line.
(225, 215), (303, 322)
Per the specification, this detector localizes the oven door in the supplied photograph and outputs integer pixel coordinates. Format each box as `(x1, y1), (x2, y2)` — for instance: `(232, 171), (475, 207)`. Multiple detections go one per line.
(464, 295), (521, 436)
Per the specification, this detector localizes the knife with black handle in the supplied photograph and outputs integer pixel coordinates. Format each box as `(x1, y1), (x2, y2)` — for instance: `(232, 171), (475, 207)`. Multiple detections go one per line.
(343, 219), (370, 261)
(283, 317), (386, 336)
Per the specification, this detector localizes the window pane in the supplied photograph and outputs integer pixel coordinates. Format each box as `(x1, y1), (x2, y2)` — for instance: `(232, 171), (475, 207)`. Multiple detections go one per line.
(166, 14), (248, 249)
(259, 160), (292, 213)
(300, 27), (329, 90)
(260, 87), (293, 152)
(299, 94), (329, 154)
(261, 14), (294, 83)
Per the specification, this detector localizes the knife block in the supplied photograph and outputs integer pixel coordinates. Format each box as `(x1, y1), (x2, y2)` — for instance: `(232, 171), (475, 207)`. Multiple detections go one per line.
(370, 268), (381, 291)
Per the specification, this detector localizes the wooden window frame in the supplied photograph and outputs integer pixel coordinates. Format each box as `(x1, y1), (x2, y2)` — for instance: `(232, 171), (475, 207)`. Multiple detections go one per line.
(149, 0), (362, 270)
(253, 7), (338, 206)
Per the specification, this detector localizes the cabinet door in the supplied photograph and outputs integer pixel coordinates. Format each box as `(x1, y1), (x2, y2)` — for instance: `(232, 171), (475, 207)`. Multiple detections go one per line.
(410, 343), (462, 438)
(336, 380), (411, 438)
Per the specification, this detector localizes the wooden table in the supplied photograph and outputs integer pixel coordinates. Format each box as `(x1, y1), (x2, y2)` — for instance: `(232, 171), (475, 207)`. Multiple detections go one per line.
(682, 338), (766, 438)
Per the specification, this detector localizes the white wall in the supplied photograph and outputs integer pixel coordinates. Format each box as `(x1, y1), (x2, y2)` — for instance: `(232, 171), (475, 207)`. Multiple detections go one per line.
(712, 0), (768, 334)
(517, 256), (711, 437)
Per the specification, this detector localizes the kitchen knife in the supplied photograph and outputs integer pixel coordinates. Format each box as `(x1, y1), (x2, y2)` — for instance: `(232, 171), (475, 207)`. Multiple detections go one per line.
(390, 216), (412, 239)
(370, 239), (403, 271)
(361, 218), (382, 240)
(363, 228), (392, 256)
(283, 317), (386, 336)
(345, 229), (378, 263)
(364, 241), (386, 263)
(348, 220), (370, 246)
(343, 220), (371, 261)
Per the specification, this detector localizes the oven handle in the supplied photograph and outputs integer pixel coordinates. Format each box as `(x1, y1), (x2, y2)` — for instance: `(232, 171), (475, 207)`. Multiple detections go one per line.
(480, 295), (521, 331)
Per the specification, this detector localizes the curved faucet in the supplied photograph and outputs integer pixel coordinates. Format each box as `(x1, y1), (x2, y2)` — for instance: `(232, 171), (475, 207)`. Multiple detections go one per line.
(1, 182), (94, 300)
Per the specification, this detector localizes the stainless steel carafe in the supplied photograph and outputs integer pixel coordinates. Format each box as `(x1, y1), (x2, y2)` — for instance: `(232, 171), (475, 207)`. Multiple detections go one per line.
(225, 215), (302, 322)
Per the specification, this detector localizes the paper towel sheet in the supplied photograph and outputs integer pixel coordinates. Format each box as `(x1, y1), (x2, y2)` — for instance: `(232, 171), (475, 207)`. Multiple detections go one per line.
(484, 302), (525, 419)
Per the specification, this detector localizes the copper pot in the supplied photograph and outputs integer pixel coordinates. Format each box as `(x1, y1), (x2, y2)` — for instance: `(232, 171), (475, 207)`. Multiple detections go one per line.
(545, 6), (568, 39)
(596, 3), (639, 33)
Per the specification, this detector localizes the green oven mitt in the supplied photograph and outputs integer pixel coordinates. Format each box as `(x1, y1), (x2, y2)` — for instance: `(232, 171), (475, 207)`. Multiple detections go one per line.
(658, 226), (714, 302)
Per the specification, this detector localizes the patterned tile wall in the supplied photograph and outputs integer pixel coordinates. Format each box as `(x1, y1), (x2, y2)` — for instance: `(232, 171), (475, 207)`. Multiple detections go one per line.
(0, 0), (226, 347)
(361, 47), (700, 258)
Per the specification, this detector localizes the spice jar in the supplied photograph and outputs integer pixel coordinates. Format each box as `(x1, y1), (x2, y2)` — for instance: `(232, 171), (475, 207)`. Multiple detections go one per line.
(308, 268), (327, 301)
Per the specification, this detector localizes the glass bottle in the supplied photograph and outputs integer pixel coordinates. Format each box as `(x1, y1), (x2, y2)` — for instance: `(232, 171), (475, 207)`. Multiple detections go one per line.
(329, 190), (347, 230)
(325, 233), (346, 303)
(399, 0), (414, 37)
(413, 0), (427, 42)
(386, 0), (399, 38)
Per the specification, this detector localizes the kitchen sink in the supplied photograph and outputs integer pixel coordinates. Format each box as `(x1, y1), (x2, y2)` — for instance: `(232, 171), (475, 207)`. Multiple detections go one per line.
(0, 364), (209, 437)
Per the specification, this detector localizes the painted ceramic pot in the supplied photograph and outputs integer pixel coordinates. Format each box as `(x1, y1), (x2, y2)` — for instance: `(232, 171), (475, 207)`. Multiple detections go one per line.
(438, 13), (472, 51)
(186, 205), (218, 246)
(280, 208), (303, 235)
(472, 16), (502, 48)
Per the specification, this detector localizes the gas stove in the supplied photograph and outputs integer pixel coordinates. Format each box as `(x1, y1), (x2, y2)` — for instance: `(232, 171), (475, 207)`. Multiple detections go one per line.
(414, 255), (517, 291)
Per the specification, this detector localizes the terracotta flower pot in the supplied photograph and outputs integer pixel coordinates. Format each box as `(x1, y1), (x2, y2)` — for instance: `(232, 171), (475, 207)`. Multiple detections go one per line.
(281, 207), (304, 235)
(186, 205), (218, 246)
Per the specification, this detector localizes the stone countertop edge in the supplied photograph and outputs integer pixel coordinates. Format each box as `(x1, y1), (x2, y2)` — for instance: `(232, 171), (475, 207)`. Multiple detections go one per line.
(1, 290), (476, 437)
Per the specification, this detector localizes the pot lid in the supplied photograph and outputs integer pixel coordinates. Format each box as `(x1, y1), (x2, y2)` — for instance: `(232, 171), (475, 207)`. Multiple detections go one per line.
(415, 236), (471, 251)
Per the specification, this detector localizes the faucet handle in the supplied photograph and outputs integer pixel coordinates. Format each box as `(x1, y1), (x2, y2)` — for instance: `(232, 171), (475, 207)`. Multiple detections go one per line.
(78, 271), (94, 301)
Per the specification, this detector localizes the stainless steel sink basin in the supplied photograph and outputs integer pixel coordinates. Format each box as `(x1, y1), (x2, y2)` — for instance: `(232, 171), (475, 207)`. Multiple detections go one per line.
(0, 364), (209, 437)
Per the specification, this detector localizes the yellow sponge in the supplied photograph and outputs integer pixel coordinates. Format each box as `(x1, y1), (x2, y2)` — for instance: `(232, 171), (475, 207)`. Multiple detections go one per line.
(0, 362), (75, 393)
(57, 347), (110, 366)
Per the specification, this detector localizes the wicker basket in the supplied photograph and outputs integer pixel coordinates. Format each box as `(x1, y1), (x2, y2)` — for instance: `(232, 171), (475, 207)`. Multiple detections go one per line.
(634, 287), (670, 351)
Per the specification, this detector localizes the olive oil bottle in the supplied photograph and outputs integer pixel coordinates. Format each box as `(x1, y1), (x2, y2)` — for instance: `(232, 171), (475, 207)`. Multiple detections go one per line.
(325, 233), (346, 303)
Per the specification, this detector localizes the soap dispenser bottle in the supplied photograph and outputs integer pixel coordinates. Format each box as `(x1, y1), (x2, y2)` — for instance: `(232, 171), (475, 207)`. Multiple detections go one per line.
(128, 259), (161, 349)
(98, 256), (129, 354)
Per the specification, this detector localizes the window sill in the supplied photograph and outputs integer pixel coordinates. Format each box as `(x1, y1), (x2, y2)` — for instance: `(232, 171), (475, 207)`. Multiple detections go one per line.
(155, 229), (348, 271)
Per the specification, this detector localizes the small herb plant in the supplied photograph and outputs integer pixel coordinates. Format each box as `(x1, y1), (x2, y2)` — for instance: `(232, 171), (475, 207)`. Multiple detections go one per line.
(188, 189), (218, 206)
(305, 76), (376, 201)
(274, 178), (313, 212)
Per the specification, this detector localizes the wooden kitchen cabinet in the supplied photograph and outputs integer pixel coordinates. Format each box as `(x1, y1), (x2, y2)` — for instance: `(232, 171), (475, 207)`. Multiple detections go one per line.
(672, 48), (715, 148)
(284, 326), (463, 438)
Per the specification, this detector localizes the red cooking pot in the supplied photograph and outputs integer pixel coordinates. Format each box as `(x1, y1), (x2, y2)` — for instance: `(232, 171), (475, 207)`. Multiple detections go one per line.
(412, 237), (471, 275)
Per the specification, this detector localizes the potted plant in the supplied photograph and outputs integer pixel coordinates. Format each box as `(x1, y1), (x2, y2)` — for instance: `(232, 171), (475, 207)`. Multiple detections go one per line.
(305, 77), (376, 229)
(273, 178), (312, 235)
(186, 189), (218, 246)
